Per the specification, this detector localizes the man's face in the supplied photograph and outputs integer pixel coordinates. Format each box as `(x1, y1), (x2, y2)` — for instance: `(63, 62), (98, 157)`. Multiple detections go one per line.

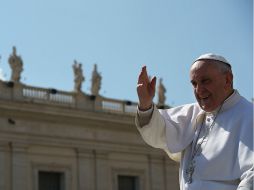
(190, 60), (232, 112)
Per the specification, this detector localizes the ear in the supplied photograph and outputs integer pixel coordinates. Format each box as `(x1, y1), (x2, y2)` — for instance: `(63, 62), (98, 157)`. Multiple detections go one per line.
(224, 71), (233, 89)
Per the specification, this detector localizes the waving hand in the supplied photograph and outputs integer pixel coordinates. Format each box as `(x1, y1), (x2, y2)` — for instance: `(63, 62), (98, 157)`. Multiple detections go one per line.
(137, 66), (156, 110)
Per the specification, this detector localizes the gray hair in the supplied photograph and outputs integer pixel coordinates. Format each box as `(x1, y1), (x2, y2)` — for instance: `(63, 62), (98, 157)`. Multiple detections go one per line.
(213, 60), (232, 74)
(213, 60), (234, 88)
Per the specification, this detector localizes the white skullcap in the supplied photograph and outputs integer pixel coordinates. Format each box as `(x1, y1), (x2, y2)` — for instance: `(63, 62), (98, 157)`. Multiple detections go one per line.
(194, 53), (231, 68)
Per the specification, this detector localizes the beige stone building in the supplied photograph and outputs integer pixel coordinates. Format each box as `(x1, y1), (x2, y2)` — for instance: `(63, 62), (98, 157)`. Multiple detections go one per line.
(0, 48), (179, 190)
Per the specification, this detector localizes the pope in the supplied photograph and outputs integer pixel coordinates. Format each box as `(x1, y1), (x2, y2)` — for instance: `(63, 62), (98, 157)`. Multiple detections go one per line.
(135, 53), (253, 190)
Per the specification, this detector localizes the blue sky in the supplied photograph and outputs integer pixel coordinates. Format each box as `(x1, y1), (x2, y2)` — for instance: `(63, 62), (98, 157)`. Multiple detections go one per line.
(0, 0), (252, 106)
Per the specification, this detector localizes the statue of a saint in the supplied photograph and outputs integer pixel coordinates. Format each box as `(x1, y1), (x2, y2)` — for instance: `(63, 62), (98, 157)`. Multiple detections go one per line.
(72, 60), (85, 92)
(91, 64), (102, 96)
(8, 46), (23, 82)
(158, 78), (166, 105)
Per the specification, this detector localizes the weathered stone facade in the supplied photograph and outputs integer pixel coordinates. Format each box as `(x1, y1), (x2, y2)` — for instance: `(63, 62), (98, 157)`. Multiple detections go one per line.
(0, 80), (179, 190)
(0, 47), (179, 189)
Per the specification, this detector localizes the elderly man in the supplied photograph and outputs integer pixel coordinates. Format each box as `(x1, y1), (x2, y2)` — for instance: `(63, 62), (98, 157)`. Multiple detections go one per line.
(135, 53), (253, 190)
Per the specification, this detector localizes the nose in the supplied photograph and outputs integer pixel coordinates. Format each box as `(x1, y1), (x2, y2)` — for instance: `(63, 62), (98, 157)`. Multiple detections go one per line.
(195, 84), (205, 95)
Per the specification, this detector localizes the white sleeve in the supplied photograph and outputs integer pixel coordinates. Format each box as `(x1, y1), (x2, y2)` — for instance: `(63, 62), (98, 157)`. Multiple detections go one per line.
(135, 105), (181, 162)
(237, 165), (253, 190)
(135, 104), (202, 162)
(135, 105), (168, 150)
(162, 104), (204, 153)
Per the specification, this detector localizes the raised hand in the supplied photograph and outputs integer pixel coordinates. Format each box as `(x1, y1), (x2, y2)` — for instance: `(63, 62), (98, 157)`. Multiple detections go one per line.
(137, 66), (156, 110)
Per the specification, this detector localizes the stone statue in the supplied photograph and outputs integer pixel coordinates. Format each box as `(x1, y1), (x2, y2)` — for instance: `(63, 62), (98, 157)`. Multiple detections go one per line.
(8, 46), (23, 82)
(91, 64), (102, 96)
(158, 78), (166, 105)
(72, 60), (84, 92)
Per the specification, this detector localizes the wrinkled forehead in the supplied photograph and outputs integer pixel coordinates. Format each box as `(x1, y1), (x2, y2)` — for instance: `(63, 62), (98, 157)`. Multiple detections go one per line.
(189, 60), (224, 81)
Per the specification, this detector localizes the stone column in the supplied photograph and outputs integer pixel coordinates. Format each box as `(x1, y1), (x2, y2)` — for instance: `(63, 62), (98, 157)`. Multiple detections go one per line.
(0, 142), (11, 190)
(148, 154), (166, 190)
(11, 142), (30, 190)
(95, 150), (110, 190)
(77, 149), (96, 190)
(164, 157), (179, 190)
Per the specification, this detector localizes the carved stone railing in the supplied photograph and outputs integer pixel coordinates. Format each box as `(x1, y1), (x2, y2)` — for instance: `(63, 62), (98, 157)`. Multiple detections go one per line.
(0, 81), (138, 115)
(23, 86), (74, 104)
(101, 98), (137, 114)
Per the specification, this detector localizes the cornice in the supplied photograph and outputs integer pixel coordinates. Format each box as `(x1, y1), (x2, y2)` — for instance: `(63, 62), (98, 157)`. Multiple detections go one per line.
(0, 99), (135, 129)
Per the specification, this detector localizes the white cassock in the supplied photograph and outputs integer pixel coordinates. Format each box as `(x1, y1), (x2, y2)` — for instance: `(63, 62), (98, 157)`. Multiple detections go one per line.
(135, 90), (253, 190)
